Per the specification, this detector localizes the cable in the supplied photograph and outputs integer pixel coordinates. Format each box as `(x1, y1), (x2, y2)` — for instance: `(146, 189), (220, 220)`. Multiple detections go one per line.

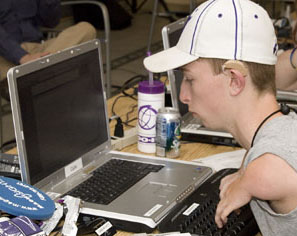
(123, 104), (138, 127)
(111, 73), (164, 133)
(120, 74), (146, 99)
(123, 118), (137, 127)
(111, 95), (127, 116)
(111, 97), (137, 130)
(0, 139), (17, 152)
(111, 74), (145, 116)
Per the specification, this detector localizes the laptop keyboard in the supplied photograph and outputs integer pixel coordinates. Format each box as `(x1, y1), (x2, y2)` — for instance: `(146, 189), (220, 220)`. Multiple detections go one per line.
(0, 153), (21, 180)
(66, 159), (164, 205)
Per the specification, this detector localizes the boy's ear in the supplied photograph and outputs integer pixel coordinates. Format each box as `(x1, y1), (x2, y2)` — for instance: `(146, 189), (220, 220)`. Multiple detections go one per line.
(228, 69), (246, 96)
(222, 60), (247, 96)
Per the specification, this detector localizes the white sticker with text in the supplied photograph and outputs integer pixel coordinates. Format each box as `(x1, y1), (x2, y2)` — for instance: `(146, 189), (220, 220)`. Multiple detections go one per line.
(183, 203), (199, 216)
(95, 221), (112, 236)
(65, 158), (83, 178)
(144, 204), (163, 217)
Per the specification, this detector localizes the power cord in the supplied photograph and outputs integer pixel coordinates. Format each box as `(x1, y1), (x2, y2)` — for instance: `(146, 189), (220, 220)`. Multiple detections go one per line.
(123, 104), (138, 127)
(114, 117), (124, 137)
(109, 74), (143, 133)
(109, 115), (124, 138)
(111, 95), (127, 116)
(120, 74), (145, 99)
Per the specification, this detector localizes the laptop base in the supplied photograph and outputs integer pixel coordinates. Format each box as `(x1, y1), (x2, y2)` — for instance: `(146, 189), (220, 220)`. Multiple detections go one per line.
(181, 132), (240, 147)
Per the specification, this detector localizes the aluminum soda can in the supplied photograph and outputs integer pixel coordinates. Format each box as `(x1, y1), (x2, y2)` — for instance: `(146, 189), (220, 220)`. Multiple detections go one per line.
(156, 107), (181, 158)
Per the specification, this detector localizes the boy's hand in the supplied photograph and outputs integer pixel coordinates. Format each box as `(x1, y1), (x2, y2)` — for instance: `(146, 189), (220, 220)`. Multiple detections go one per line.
(215, 174), (252, 228)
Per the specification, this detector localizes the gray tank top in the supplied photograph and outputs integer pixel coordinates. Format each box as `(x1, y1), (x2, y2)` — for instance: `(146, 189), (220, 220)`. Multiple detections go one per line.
(243, 112), (297, 236)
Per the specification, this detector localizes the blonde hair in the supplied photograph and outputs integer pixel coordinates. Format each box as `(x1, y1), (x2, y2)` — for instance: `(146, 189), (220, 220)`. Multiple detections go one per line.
(200, 58), (276, 95)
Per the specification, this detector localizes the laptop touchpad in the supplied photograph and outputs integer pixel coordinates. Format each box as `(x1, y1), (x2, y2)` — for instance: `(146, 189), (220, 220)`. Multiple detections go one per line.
(138, 182), (177, 198)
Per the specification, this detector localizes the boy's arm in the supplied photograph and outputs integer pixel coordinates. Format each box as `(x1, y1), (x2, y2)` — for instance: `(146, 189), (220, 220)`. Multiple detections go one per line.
(215, 153), (297, 228)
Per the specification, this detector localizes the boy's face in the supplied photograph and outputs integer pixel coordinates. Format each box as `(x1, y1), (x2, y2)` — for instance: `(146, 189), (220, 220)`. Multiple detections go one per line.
(179, 59), (229, 130)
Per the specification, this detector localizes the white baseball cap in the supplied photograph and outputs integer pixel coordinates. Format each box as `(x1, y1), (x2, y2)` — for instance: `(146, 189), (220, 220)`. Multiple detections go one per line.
(144, 0), (278, 73)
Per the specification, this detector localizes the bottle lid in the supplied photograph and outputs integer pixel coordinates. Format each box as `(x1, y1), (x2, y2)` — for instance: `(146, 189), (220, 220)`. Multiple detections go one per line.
(138, 80), (164, 94)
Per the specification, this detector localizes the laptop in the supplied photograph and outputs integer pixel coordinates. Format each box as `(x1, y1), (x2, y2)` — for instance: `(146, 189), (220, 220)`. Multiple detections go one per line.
(7, 39), (213, 233)
(162, 18), (239, 147)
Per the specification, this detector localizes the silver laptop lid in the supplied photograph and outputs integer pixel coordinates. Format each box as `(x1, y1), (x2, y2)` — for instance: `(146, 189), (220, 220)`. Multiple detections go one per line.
(7, 39), (111, 186)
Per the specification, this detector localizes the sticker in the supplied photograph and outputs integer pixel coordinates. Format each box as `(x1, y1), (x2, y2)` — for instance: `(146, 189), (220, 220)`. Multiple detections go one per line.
(144, 204), (163, 217)
(95, 221), (112, 236)
(65, 158), (83, 178)
(183, 203), (199, 216)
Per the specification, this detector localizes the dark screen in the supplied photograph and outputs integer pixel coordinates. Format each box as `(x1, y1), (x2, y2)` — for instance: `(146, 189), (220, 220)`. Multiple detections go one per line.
(17, 50), (108, 185)
(168, 27), (188, 116)
(168, 28), (183, 48)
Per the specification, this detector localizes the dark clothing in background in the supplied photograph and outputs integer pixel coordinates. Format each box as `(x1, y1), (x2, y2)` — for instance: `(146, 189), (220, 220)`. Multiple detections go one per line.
(0, 0), (61, 64)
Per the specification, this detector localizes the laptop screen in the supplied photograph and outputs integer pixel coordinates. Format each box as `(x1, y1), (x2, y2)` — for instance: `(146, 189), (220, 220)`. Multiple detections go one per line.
(16, 49), (108, 185)
(168, 27), (183, 49)
(162, 18), (188, 116)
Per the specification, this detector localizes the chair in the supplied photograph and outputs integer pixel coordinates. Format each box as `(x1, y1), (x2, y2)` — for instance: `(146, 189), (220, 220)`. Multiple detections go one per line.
(44, 0), (111, 98)
(147, 0), (196, 53)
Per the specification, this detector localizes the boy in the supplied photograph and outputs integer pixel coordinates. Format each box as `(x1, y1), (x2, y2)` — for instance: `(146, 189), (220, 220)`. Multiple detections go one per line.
(143, 0), (297, 235)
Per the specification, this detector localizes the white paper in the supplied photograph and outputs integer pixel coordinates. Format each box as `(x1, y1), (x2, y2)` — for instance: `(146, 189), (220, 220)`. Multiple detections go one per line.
(193, 149), (246, 171)
(61, 196), (81, 236)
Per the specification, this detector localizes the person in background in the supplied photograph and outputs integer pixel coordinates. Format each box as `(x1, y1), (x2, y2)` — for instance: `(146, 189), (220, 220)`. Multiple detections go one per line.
(143, 0), (297, 235)
(275, 1), (297, 90)
(0, 0), (96, 81)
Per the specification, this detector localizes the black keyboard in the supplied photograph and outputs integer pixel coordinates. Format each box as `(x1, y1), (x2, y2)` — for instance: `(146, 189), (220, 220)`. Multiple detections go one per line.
(0, 153), (21, 180)
(66, 158), (163, 205)
(158, 168), (259, 236)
